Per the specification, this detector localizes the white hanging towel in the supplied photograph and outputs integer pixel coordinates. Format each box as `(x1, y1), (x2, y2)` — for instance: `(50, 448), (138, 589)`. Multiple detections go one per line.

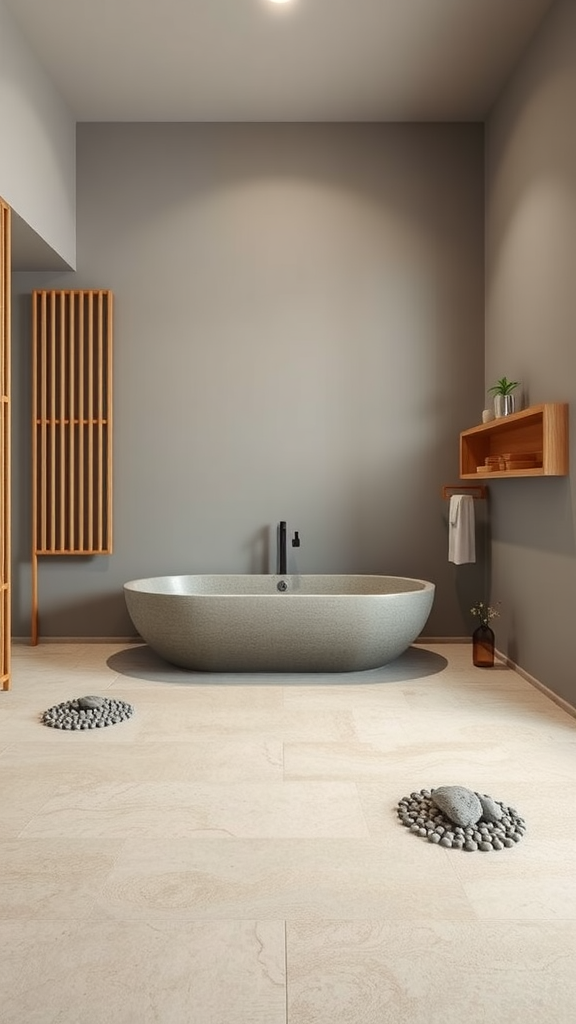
(448, 494), (476, 564)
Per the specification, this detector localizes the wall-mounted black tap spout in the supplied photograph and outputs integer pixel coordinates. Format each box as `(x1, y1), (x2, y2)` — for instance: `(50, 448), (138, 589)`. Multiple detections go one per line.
(278, 521), (287, 575)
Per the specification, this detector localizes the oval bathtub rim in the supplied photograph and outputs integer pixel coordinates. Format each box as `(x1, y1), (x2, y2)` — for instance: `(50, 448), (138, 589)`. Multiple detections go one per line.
(123, 573), (436, 597)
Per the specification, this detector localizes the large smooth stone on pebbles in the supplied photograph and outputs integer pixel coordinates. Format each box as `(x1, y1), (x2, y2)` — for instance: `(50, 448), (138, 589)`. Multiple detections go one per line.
(430, 786), (483, 827)
(77, 695), (106, 709)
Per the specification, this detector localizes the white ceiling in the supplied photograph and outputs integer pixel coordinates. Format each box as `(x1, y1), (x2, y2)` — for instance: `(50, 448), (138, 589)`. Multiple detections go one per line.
(5, 0), (556, 122)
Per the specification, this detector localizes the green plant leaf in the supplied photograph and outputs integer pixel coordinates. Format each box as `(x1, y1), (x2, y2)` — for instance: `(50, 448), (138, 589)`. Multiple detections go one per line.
(487, 376), (520, 395)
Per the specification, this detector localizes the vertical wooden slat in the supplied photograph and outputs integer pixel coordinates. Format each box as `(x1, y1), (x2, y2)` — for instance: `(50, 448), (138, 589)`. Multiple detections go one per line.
(87, 291), (94, 551)
(0, 200), (11, 683)
(78, 293), (85, 552)
(68, 292), (75, 550)
(40, 293), (47, 552)
(31, 292), (39, 645)
(49, 294), (56, 552)
(97, 292), (104, 551)
(106, 293), (113, 552)
(59, 292), (66, 550)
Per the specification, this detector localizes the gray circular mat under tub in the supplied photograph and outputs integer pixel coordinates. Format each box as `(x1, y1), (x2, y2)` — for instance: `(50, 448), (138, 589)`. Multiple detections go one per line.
(41, 695), (134, 730)
(397, 787), (526, 851)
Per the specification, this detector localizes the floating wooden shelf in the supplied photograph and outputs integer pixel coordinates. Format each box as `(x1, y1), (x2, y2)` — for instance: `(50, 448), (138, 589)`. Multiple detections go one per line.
(460, 403), (568, 479)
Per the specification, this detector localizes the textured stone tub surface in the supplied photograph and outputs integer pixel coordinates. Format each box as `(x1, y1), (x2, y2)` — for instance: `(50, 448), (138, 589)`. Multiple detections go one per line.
(124, 574), (435, 673)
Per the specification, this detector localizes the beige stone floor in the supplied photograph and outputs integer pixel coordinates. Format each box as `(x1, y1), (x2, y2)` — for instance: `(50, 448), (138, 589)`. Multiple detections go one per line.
(1, 641), (575, 1024)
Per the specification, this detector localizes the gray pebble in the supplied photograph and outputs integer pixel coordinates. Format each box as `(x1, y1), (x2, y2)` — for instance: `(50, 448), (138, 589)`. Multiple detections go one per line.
(398, 790), (525, 852)
(42, 696), (134, 731)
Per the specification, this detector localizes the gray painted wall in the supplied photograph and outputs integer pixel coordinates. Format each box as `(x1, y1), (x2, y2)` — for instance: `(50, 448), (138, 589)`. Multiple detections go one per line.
(485, 0), (576, 705)
(0, 0), (76, 268)
(12, 122), (485, 639)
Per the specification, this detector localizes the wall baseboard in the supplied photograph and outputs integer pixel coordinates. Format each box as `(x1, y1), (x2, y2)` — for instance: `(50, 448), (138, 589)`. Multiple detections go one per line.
(495, 648), (576, 720)
(11, 636), (140, 645)
(416, 636), (471, 644)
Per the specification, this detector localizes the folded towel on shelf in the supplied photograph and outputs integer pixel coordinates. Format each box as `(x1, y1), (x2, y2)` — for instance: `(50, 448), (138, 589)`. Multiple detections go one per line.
(448, 494), (476, 564)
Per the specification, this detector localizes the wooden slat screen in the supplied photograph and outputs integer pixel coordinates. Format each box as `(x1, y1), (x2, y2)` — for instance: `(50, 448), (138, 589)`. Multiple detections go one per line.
(0, 200), (10, 687)
(32, 290), (113, 643)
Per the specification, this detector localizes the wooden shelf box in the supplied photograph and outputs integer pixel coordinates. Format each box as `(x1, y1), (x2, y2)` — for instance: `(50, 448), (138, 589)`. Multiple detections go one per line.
(460, 403), (568, 479)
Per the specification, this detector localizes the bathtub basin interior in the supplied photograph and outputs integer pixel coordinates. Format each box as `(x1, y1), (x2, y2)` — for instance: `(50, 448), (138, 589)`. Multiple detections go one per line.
(123, 574), (435, 673)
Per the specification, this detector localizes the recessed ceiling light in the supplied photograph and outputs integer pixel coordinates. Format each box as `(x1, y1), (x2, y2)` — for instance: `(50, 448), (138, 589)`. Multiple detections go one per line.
(268, 0), (293, 4)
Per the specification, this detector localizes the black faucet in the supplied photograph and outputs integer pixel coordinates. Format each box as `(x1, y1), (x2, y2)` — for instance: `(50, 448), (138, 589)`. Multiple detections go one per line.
(278, 521), (287, 575)
(278, 521), (300, 574)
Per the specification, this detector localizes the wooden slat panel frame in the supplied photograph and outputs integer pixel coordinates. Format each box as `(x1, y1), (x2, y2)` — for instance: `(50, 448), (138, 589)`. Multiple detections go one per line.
(31, 289), (113, 645)
(0, 199), (11, 688)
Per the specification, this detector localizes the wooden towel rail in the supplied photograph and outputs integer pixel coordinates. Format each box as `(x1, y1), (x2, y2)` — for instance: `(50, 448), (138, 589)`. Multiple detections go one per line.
(31, 290), (113, 644)
(441, 484), (487, 500)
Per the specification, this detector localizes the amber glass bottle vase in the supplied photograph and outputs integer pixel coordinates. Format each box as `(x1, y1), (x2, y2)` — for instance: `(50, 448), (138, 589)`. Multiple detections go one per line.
(472, 624), (495, 667)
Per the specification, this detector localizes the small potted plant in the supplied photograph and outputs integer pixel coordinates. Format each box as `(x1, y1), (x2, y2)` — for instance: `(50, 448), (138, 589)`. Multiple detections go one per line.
(488, 377), (520, 418)
(470, 601), (499, 667)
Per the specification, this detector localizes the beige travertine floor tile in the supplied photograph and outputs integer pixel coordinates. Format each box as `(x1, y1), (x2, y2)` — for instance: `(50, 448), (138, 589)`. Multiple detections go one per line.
(286, 920), (576, 1024)
(5, 673), (118, 701)
(0, 839), (123, 919)
(112, 679), (284, 708)
(284, 738), (531, 784)
(445, 815), (576, 920)
(133, 702), (356, 742)
(11, 643), (85, 663)
(0, 919), (286, 1024)
(354, 705), (576, 745)
(97, 837), (474, 922)
(20, 781), (369, 838)
(282, 683), (413, 715)
(0, 736), (284, 783)
(459, 871), (576, 921)
(2, 774), (78, 838)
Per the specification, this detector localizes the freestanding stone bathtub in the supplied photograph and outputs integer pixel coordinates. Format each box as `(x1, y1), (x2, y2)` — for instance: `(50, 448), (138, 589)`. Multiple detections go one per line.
(123, 574), (435, 672)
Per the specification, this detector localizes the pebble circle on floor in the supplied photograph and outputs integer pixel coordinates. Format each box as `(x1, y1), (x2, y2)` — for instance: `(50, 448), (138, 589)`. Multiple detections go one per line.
(41, 695), (135, 730)
(397, 785), (526, 851)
